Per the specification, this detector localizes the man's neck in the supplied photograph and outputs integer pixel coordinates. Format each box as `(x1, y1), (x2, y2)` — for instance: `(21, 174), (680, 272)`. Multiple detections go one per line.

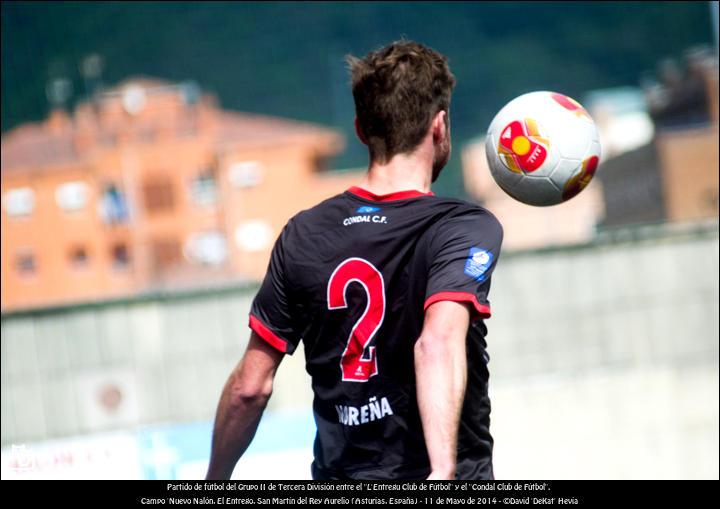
(360, 150), (433, 195)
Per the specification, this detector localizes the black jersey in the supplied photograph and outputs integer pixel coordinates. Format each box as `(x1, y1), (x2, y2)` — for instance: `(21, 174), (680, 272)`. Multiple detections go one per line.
(249, 186), (503, 480)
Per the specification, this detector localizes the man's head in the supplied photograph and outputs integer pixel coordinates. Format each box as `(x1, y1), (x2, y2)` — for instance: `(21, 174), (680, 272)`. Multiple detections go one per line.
(347, 40), (456, 181)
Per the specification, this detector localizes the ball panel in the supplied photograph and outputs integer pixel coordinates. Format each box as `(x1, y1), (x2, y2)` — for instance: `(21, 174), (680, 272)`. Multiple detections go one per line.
(549, 92), (595, 124)
(489, 117), (559, 178)
(512, 175), (563, 206)
(549, 157), (582, 190)
(561, 155), (599, 202)
(486, 132), (524, 191)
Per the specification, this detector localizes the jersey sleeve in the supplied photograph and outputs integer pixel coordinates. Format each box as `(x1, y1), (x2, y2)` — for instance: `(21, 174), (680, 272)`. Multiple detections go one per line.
(248, 220), (301, 355)
(424, 211), (503, 321)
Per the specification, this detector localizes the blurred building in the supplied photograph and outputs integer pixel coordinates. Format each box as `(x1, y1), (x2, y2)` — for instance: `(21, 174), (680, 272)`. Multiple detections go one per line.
(601, 47), (719, 227)
(461, 87), (653, 251)
(1, 78), (362, 311)
(461, 86), (656, 251)
(462, 47), (719, 246)
(584, 87), (655, 160)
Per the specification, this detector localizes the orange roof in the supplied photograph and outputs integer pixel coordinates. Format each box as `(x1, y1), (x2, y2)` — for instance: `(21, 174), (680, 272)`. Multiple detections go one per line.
(1, 121), (78, 170)
(110, 76), (174, 91)
(217, 111), (343, 150)
(1, 77), (344, 172)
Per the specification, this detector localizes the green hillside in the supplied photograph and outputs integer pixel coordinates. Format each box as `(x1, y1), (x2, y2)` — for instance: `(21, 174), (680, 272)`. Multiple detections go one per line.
(1, 1), (714, 196)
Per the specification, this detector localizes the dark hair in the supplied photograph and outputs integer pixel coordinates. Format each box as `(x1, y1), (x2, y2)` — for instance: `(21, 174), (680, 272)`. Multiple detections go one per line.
(346, 39), (456, 162)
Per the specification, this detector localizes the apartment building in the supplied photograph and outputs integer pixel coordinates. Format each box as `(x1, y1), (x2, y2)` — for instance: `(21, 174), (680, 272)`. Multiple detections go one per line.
(1, 78), (362, 311)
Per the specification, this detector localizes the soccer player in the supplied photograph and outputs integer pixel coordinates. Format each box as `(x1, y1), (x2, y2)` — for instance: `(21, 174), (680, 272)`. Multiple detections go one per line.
(206, 40), (503, 481)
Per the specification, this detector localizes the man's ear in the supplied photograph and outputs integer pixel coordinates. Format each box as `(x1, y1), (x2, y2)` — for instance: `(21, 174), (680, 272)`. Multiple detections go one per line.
(432, 110), (447, 143)
(355, 117), (368, 145)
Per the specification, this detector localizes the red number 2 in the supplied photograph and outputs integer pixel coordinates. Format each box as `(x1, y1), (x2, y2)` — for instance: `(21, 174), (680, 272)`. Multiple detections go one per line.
(327, 257), (385, 382)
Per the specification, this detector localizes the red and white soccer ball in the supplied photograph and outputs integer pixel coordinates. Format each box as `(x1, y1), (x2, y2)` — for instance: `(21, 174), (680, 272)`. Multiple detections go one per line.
(485, 91), (601, 206)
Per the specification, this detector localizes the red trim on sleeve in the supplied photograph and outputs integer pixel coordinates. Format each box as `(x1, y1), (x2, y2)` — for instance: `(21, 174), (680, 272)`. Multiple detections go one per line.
(248, 314), (288, 353)
(347, 186), (434, 202)
(424, 291), (492, 319)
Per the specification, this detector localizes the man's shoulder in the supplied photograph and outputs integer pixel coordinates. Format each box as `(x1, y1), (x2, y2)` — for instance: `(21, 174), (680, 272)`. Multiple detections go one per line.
(282, 191), (348, 234)
(288, 193), (345, 224)
(284, 191), (502, 237)
(426, 196), (503, 234)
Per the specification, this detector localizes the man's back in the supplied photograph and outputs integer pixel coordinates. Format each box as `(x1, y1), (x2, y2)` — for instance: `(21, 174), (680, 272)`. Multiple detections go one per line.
(249, 186), (503, 480)
(207, 40), (504, 482)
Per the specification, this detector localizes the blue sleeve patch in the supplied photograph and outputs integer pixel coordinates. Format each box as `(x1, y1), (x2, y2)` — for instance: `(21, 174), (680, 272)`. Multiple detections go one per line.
(464, 247), (494, 282)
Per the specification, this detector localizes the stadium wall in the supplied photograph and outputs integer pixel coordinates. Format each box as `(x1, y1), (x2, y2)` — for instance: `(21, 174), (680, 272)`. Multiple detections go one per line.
(2, 220), (718, 478)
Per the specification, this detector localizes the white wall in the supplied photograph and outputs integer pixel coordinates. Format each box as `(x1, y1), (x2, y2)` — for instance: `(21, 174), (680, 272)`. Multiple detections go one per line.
(2, 221), (718, 479)
(487, 222), (719, 479)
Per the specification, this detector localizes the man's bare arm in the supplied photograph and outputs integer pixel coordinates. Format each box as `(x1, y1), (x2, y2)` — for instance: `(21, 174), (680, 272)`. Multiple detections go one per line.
(206, 332), (284, 480)
(414, 300), (471, 480)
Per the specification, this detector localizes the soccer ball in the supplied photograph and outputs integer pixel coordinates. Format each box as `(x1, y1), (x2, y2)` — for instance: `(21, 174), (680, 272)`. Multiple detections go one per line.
(485, 91), (601, 206)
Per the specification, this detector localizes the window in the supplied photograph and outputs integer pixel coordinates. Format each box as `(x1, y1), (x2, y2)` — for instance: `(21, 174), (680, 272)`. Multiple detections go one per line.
(3, 188), (35, 217)
(99, 184), (129, 225)
(313, 155), (330, 173)
(184, 231), (227, 266)
(143, 177), (175, 214)
(235, 220), (272, 253)
(177, 125), (197, 138)
(56, 181), (89, 212)
(16, 250), (36, 275)
(151, 238), (181, 270)
(228, 161), (263, 188)
(99, 132), (117, 146)
(139, 128), (156, 143)
(69, 246), (89, 269)
(189, 171), (218, 206)
(111, 243), (130, 270)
